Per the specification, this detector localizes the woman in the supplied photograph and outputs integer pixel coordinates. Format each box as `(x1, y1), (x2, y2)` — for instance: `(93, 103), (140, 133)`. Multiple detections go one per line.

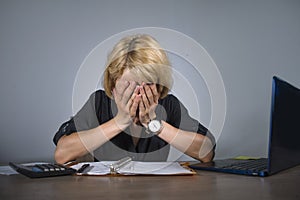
(53, 34), (215, 164)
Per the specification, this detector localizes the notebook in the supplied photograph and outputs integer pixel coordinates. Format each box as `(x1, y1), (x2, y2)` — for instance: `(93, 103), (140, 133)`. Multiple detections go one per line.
(189, 76), (300, 176)
(70, 157), (195, 176)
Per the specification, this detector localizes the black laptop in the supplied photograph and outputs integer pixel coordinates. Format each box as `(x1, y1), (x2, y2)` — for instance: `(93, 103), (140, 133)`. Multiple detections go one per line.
(189, 76), (300, 176)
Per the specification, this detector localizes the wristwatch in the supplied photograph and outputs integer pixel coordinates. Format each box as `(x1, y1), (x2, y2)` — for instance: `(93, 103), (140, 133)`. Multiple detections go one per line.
(147, 119), (163, 135)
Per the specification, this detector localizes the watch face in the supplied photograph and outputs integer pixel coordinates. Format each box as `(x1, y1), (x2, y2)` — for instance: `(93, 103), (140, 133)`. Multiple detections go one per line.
(149, 120), (161, 133)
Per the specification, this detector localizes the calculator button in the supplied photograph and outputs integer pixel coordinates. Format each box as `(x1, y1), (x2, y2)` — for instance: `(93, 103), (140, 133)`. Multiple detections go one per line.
(35, 164), (49, 172)
(45, 164), (55, 171)
(54, 164), (66, 171)
(32, 166), (43, 172)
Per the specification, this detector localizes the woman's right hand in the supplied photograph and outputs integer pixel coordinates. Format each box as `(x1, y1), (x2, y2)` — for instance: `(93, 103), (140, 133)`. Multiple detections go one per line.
(113, 80), (141, 129)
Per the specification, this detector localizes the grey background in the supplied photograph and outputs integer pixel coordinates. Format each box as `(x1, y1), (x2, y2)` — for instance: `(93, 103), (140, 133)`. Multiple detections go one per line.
(1, 0), (300, 163)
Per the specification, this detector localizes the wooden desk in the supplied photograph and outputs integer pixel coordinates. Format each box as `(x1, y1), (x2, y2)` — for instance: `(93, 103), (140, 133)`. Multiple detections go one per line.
(1, 165), (300, 200)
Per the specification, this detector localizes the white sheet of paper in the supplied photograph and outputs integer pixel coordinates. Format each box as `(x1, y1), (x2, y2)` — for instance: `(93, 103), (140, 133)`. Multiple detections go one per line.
(119, 162), (192, 175)
(0, 166), (18, 175)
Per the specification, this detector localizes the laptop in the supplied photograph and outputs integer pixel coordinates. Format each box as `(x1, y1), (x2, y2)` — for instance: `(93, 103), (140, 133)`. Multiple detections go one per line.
(189, 76), (300, 176)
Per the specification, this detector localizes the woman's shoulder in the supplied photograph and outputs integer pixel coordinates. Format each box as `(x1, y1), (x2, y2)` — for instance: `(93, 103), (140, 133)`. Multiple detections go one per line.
(159, 93), (182, 110)
(89, 90), (112, 116)
(88, 89), (111, 106)
(90, 89), (108, 98)
(94, 89), (107, 96)
(160, 93), (180, 103)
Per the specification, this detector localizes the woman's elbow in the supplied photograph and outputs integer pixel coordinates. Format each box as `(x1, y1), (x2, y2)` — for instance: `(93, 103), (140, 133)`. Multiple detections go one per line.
(54, 136), (73, 164)
(198, 136), (215, 162)
(199, 150), (215, 163)
(54, 144), (73, 164)
(54, 148), (66, 164)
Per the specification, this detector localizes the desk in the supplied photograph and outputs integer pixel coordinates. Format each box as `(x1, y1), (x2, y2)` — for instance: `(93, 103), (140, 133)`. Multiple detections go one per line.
(1, 165), (300, 200)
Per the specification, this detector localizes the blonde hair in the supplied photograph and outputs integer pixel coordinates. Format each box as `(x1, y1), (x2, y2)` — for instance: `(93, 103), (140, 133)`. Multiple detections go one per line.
(103, 34), (173, 99)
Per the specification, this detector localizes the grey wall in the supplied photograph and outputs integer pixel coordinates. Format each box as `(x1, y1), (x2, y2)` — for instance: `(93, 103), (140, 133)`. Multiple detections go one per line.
(1, 0), (300, 163)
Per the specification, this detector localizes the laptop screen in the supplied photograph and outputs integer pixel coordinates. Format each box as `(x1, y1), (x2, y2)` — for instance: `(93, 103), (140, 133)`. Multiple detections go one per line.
(268, 76), (300, 174)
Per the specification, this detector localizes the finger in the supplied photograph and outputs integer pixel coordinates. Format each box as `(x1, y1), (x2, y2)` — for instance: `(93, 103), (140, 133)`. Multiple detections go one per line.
(140, 85), (150, 109)
(139, 99), (150, 127)
(125, 85), (140, 109)
(115, 79), (129, 95)
(143, 83), (154, 106)
(150, 84), (159, 104)
(114, 80), (129, 104)
(112, 88), (122, 103)
(139, 98), (146, 117)
(129, 94), (141, 117)
(122, 81), (137, 105)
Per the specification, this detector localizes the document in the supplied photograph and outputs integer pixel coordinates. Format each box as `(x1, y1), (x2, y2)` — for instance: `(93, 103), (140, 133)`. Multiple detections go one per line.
(0, 165), (18, 175)
(71, 159), (195, 176)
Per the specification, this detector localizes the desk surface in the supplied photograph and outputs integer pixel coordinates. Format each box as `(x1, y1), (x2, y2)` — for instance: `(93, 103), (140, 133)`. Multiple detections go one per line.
(1, 165), (300, 200)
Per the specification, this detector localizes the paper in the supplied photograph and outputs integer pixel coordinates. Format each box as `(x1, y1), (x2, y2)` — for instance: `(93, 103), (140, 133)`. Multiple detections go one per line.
(0, 165), (18, 175)
(119, 162), (194, 175)
(71, 161), (195, 175)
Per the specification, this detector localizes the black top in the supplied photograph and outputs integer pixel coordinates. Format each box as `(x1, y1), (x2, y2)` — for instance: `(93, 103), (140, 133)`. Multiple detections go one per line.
(53, 90), (215, 161)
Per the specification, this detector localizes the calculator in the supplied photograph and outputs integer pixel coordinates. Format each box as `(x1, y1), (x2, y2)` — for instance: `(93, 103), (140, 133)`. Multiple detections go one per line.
(9, 162), (77, 178)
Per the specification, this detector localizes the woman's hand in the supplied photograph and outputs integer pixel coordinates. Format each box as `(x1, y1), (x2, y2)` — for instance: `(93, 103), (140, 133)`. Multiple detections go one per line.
(113, 80), (141, 129)
(138, 83), (160, 128)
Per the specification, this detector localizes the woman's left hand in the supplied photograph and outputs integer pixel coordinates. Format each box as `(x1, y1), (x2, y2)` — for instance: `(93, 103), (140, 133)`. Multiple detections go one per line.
(138, 83), (160, 128)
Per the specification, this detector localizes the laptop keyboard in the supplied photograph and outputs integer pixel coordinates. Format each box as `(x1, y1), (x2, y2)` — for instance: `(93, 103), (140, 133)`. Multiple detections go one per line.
(217, 159), (268, 172)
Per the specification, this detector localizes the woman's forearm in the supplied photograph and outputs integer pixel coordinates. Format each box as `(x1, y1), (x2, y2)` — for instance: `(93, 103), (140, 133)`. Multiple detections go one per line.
(54, 118), (126, 164)
(158, 121), (215, 162)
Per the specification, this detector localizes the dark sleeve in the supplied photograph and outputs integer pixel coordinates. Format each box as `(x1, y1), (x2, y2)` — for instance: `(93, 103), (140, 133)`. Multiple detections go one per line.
(53, 117), (77, 145)
(53, 91), (100, 145)
(160, 94), (216, 147)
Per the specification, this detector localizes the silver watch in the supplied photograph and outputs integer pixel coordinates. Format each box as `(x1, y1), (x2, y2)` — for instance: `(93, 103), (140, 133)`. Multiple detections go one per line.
(147, 119), (163, 135)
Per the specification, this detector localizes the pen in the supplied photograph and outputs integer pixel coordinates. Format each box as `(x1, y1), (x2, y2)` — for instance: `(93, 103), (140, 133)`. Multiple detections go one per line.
(77, 164), (90, 173)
